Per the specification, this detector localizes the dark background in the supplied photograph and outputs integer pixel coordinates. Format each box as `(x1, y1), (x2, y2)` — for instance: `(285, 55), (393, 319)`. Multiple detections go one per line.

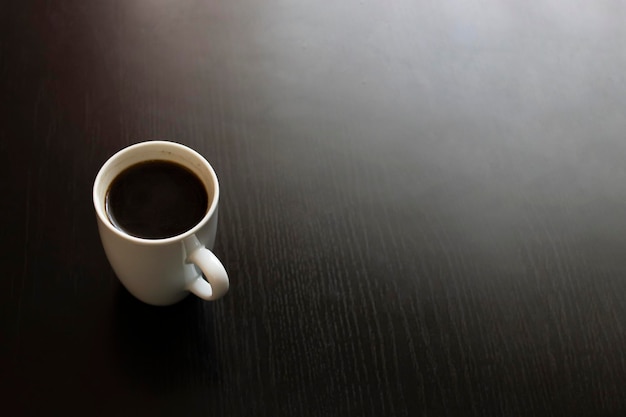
(3, 1), (626, 416)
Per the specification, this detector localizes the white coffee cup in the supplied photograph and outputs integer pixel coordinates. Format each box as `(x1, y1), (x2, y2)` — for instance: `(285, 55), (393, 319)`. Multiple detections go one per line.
(93, 141), (229, 306)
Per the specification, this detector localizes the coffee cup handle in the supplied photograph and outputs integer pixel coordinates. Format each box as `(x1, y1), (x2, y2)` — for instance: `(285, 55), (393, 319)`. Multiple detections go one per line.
(184, 235), (229, 301)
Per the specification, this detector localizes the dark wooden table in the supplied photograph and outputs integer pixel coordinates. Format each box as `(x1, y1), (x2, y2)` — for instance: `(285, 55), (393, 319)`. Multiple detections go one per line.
(3, 1), (626, 415)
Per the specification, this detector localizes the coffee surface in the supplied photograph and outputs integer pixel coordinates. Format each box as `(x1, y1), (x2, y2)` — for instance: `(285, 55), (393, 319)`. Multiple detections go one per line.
(106, 160), (208, 239)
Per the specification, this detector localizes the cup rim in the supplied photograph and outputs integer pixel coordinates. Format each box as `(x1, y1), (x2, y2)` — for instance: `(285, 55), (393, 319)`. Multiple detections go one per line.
(93, 140), (220, 246)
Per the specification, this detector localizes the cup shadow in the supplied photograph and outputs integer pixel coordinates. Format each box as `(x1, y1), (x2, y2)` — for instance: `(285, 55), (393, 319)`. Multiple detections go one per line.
(111, 285), (220, 393)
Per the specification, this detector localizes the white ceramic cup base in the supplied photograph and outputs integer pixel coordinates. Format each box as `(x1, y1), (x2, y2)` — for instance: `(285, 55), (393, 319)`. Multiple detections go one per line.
(93, 141), (229, 306)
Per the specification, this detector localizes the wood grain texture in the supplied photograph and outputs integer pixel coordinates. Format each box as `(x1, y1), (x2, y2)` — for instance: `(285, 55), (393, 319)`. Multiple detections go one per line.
(3, 1), (626, 416)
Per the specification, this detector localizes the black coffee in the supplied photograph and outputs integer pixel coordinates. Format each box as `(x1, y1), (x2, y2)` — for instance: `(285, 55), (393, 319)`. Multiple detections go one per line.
(106, 160), (209, 239)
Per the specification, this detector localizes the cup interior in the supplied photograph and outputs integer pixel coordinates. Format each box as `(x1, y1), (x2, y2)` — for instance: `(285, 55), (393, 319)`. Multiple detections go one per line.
(93, 141), (218, 241)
